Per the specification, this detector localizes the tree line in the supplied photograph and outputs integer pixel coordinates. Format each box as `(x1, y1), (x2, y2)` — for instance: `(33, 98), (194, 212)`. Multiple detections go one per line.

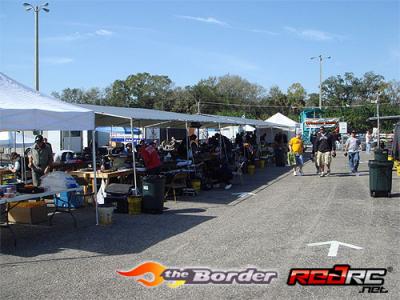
(52, 71), (400, 132)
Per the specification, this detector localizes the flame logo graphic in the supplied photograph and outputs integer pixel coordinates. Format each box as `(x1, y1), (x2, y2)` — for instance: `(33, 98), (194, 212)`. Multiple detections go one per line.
(117, 261), (167, 287)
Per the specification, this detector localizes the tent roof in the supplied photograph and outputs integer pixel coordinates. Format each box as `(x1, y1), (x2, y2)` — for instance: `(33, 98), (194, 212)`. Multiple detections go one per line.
(265, 112), (299, 128)
(79, 104), (244, 128)
(0, 73), (94, 131)
(203, 114), (278, 128)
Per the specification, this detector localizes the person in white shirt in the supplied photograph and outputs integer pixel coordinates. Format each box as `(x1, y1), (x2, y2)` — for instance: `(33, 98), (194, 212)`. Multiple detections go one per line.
(344, 130), (361, 175)
(365, 129), (373, 154)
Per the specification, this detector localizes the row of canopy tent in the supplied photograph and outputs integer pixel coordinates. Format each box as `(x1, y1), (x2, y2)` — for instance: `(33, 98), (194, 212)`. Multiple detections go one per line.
(78, 104), (281, 129)
(0, 72), (288, 225)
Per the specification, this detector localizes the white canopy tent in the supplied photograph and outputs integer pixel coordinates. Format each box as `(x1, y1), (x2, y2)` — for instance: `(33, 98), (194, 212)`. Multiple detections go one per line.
(265, 113), (299, 131)
(0, 73), (99, 224)
(78, 104), (236, 128)
(78, 104), (247, 191)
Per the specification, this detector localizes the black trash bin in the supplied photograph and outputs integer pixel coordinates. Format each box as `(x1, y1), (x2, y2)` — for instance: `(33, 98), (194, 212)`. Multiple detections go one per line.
(142, 175), (166, 213)
(374, 150), (388, 161)
(368, 160), (393, 197)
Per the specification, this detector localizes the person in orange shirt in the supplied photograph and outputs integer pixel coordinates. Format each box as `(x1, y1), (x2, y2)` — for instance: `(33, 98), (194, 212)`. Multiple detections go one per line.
(288, 132), (304, 176)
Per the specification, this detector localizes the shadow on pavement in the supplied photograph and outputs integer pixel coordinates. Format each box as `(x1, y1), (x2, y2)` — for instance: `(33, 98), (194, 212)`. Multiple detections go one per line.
(1, 208), (215, 258)
(0, 162), (295, 258)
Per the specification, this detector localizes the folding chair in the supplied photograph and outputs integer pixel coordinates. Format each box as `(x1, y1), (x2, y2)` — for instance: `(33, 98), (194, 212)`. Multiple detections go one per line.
(164, 173), (188, 203)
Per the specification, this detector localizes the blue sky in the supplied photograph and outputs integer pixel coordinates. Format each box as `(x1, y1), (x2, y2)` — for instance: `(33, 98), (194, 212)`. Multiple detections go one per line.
(1, 0), (399, 96)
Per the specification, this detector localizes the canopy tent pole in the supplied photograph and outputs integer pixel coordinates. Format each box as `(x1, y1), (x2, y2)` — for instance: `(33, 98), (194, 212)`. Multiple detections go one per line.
(92, 130), (99, 225)
(110, 125), (113, 146)
(22, 131), (26, 182)
(131, 118), (137, 192)
(219, 123), (222, 159)
(14, 131), (17, 152)
(186, 121), (189, 161)
(67, 131), (71, 150)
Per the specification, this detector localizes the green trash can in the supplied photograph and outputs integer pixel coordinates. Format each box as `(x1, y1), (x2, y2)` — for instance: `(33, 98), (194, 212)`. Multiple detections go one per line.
(368, 160), (393, 197)
(141, 175), (166, 213)
(374, 150), (388, 161)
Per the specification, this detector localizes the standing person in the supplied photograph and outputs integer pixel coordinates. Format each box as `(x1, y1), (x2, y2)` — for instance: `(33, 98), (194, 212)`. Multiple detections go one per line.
(344, 130), (361, 175)
(43, 137), (53, 154)
(288, 132), (304, 176)
(315, 126), (336, 177)
(311, 132), (320, 174)
(28, 135), (53, 186)
(139, 141), (162, 175)
(365, 129), (373, 154)
(8, 152), (22, 180)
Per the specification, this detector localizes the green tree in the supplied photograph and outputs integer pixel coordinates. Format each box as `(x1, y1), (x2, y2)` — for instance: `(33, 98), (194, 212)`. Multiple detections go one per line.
(52, 88), (85, 103)
(306, 93), (320, 107)
(125, 72), (173, 109)
(105, 80), (130, 107)
(287, 83), (306, 116)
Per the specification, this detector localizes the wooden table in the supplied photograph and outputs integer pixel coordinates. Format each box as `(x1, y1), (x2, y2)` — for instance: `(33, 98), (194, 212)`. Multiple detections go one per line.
(69, 169), (137, 193)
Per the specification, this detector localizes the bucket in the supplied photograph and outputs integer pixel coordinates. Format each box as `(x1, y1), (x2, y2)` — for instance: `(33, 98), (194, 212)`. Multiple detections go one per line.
(248, 165), (255, 175)
(259, 160), (265, 168)
(128, 196), (142, 215)
(98, 206), (113, 225)
(191, 179), (201, 192)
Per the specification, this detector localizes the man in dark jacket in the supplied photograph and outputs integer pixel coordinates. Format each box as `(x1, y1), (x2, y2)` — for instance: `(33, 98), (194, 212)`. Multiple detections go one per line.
(311, 132), (320, 174)
(315, 126), (336, 177)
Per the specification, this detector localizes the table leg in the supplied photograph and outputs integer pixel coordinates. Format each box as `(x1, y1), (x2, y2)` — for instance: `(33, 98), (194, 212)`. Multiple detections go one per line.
(0, 203), (17, 247)
(49, 193), (77, 228)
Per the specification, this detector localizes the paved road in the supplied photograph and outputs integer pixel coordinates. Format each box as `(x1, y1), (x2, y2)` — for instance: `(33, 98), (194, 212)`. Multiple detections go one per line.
(1, 152), (399, 299)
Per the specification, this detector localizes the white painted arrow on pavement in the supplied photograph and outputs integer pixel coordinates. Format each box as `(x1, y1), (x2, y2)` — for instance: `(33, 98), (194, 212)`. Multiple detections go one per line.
(307, 241), (363, 257)
(232, 192), (256, 198)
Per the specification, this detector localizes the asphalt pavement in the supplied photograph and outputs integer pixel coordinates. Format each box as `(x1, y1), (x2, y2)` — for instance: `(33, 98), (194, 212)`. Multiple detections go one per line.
(1, 151), (399, 299)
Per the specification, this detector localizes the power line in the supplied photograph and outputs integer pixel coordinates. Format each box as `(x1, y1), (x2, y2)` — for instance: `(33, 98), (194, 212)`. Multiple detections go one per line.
(200, 101), (396, 109)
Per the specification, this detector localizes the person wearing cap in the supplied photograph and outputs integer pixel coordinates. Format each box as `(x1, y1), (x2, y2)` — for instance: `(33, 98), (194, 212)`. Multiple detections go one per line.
(28, 135), (53, 186)
(344, 130), (361, 175)
(315, 126), (336, 177)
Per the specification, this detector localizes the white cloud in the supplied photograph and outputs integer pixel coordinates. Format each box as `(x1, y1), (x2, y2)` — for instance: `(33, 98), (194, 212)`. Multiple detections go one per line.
(43, 29), (114, 42)
(95, 29), (113, 36)
(177, 15), (229, 27)
(42, 57), (74, 65)
(284, 26), (344, 41)
(250, 29), (279, 36)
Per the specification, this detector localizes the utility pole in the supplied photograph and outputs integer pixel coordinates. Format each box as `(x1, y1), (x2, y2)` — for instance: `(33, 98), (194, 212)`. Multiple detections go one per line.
(23, 2), (50, 91)
(311, 55), (331, 109)
(376, 93), (380, 146)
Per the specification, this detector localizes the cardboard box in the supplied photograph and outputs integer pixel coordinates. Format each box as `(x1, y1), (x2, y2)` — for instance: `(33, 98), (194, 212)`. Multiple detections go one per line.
(8, 205), (48, 224)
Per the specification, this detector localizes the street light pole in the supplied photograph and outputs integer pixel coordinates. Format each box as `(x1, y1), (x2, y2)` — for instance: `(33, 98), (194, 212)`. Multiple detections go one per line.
(23, 2), (50, 91)
(311, 55), (331, 109)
